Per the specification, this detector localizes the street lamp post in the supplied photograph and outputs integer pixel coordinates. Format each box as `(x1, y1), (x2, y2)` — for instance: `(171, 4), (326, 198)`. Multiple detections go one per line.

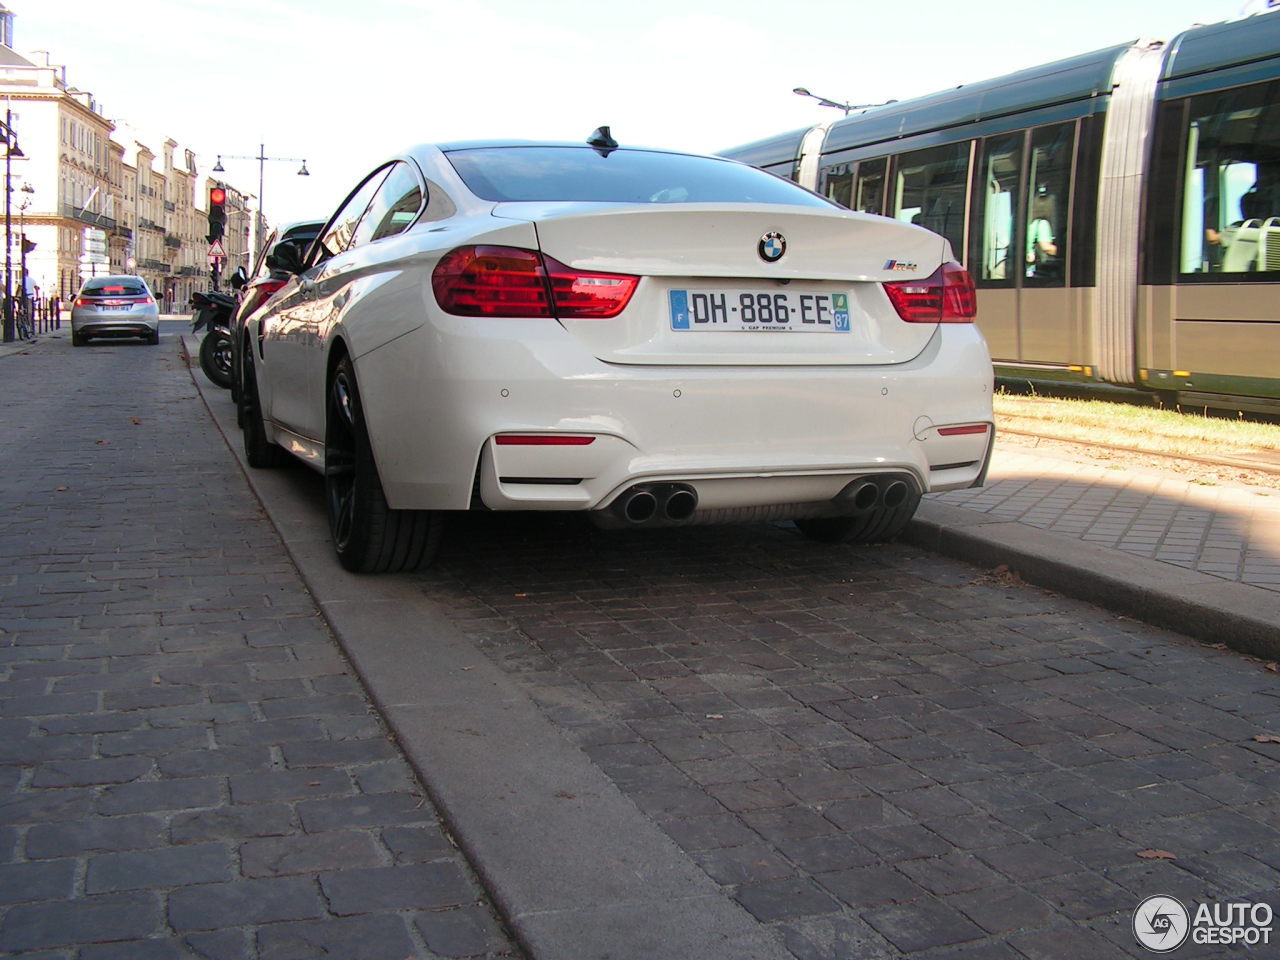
(2, 107), (25, 343)
(792, 87), (896, 115)
(212, 145), (309, 260)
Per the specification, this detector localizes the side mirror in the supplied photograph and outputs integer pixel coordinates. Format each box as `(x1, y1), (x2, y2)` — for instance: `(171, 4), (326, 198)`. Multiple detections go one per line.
(271, 240), (306, 275)
(229, 265), (249, 290)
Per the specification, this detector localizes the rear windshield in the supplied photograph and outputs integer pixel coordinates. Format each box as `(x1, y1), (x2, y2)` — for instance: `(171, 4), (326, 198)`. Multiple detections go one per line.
(82, 279), (148, 296)
(444, 146), (833, 207)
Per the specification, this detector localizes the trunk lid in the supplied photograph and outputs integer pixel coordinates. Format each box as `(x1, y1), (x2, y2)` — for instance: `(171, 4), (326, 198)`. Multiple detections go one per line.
(496, 202), (948, 366)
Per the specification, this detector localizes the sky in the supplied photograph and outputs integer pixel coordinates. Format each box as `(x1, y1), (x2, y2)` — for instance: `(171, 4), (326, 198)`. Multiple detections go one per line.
(13, 0), (1272, 227)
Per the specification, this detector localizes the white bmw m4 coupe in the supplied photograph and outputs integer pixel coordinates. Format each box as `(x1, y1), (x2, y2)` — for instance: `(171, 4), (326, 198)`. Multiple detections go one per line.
(239, 130), (994, 573)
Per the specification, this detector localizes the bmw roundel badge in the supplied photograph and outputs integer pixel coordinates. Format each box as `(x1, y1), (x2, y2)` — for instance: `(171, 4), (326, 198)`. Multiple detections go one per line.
(758, 232), (786, 263)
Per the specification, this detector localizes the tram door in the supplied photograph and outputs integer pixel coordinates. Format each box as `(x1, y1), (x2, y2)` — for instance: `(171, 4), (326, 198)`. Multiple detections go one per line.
(1141, 79), (1280, 408)
(969, 124), (1082, 374)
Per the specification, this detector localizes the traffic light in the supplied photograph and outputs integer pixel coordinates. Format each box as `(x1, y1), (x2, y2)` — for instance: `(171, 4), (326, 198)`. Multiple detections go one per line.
(207, 185), (227, 243)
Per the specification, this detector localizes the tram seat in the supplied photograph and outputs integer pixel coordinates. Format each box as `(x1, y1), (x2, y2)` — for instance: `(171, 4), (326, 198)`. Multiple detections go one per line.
(1221, 220), (1263, 271)
(1261, 217), (1280, 272)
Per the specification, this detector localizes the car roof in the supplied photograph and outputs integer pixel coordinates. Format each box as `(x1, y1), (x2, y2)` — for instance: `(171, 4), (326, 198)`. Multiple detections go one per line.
(279, 219), (325, 235)
(428, 140), (711, 160)
(81, 275), (149, 285)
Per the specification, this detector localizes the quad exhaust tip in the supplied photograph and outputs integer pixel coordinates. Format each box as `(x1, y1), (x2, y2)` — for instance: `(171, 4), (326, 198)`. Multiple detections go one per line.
(606, 474), (916, 529)
(615, 483), (699, 526)
(837, 476), (915, 511)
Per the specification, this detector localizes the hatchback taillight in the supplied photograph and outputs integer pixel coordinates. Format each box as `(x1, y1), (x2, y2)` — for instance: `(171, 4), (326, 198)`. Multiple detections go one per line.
(243, 279), (288, 318)
(883, 261), (976, 323)
(432, 245), (638, 319)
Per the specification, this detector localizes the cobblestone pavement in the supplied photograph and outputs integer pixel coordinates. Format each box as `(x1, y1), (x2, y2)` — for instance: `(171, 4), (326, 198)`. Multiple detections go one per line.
(0, 331), (521, 959)
(931, 443), (1280, 591)
(418, 511), (1280, 959)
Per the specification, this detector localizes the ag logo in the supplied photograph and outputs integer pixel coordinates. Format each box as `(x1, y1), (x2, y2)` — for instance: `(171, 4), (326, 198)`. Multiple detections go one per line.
(758, 232), (786, 263)
(1134, 895), (1190, 953)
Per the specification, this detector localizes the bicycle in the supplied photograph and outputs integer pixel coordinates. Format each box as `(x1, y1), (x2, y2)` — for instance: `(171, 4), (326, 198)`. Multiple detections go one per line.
(14, 299), (33, 341)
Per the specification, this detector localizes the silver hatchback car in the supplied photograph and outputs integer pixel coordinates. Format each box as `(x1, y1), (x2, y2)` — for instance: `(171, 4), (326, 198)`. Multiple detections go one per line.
(71, 275), (160, 346)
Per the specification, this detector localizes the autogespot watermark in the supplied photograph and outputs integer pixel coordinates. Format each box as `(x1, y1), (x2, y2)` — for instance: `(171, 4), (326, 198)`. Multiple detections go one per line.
(1133, 895), (1274, 952)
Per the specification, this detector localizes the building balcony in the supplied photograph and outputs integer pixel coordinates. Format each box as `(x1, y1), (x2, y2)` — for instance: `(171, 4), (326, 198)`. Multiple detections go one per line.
(59, 202), (118, 232)
(178, 265), (203, 277)
(141, 258), (169, 272)
(164, 235), (182, 249)
(164, 201), (176, 212)
(138, 218), (163, 232)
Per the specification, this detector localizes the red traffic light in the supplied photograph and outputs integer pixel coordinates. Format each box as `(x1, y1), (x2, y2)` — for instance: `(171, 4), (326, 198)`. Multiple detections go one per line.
(210, 187), (226, 206)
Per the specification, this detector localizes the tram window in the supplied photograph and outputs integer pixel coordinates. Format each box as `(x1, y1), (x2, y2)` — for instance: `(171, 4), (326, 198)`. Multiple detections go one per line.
(1025, 124), (1073, 286)
(1180, 81), (1280, 275)
(824, 164), (853, 209)
(854, 158), (887, 215)
(976, 135), (1022, 283)
(892, 144), (968, 259)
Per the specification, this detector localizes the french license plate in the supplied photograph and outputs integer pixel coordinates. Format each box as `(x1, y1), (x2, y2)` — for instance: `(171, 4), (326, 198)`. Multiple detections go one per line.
(670, 290), (850, 332)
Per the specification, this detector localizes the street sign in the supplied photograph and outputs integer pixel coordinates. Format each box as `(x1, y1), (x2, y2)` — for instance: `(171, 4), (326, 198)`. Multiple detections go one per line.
(208, 253), (226, 265)
(207, 239), (226, 258)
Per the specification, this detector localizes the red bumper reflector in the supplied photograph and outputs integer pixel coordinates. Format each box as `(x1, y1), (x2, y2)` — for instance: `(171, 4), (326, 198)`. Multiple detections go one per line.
(937, 424), (989, 436)
(495, 435), (596, 446)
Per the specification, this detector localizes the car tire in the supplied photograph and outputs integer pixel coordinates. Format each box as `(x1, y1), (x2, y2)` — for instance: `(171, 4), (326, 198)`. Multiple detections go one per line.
(72, 330), (86, 347)
(199, 331), (234, 389)
(795, 482), (921, 545)
(242, 344), (291, 469)
(325, 354), (442, 574)
(147, 329), (160, 346)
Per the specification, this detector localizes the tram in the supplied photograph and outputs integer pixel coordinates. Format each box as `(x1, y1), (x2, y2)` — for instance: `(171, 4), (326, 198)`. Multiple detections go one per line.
(720, 9), (1280, 414)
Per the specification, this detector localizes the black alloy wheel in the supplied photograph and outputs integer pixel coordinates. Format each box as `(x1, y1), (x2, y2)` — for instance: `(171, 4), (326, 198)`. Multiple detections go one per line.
(324, 355), (441, 574)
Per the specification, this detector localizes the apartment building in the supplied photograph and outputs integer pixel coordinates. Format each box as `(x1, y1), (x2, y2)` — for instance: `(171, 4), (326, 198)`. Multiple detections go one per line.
(0, 4), (254, 311)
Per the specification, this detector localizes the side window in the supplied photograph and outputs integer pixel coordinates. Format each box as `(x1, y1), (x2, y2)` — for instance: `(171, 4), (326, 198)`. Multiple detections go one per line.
(854, 158), (887, 215)
(823, 163), (853, 209)
(974, 134), (1022, 284)
(1024, 123), (1074, 286)
(352, 162), (425, 247)
(1179, 81), (1280, 276)
(892, 144), (969, 258)
(313, 167), (392, 263)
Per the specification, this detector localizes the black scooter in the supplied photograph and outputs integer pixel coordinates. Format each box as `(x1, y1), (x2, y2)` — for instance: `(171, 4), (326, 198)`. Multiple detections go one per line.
(190, 290), (236, 389)
(190, 265), (248, 390)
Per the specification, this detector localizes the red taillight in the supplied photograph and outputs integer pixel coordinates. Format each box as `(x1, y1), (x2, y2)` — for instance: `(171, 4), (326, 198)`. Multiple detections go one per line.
(937, 424), (989, 436)
(243, 279), (288, 318)
(75, 297), (89, 308)
(432, 245), (637, 319)
(883, 261), (976, 323)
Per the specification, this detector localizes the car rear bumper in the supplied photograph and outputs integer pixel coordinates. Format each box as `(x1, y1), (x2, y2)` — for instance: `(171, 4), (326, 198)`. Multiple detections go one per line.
(351, 320), (995, 514)
(71, 314), (160, 338)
